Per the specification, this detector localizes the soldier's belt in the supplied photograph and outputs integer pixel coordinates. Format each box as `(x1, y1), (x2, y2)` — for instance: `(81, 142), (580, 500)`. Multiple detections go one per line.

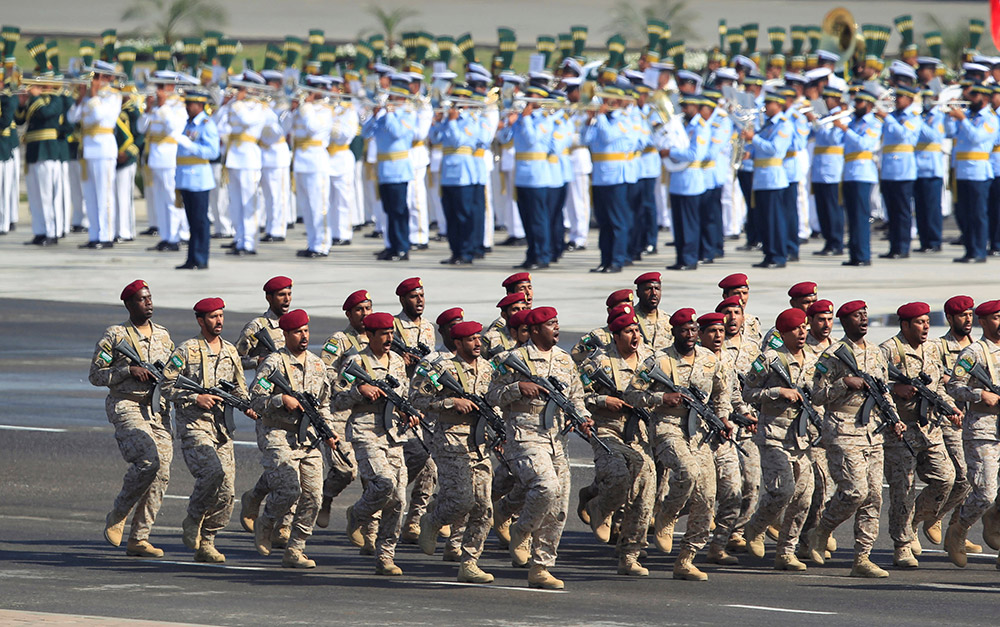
(82, 126), (114, 137)
(786, 150), (798, 158)
(547, 154), (558, 163)
(295, 139), (324, 150)
(109, 390), (152, 404)
(882, 144), (914, 153)
(377, 150), (409, 162)
(915, 143), (941, 152)
(753, 158), (783, 168)
(24, 129), (58, 143)
(177, 157), (209, 165)
(845, 151), (874, 162)
(259, 135), (287, 148)
(956, 151), (989, 161)
(412, 140), (425, 148)
(642, 146), (658, 154)
(591, 152), (629, 162)
(473, 148), (486, 157)
(814, 146), (845, 155)
(515, 152), (547, 161)
(442, 146), (473, 156)
(229, 132), (260, 144)
(146, 134), (177, 145)
(994, 145), (1000, 154)
(438, 413), (477, 426)
(327, 143), (351, 154)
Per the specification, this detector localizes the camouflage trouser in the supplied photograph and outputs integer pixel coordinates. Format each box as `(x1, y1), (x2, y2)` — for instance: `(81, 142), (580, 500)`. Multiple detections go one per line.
(260, 431), (324, 552)
(353, 441), (407, 561)
(958, 439), (1000, 527)
(710, 440), (742, 547)
(322, 420), (357, 499)
(180, 432), (235, 538)
(404, 436), (437, 524)
(733, 432), (761, 536)
(801, 446), (831, 539)
(885, 442), (955, 547)
(108, 398), (173, 542)
(507, 439), (571, 568)
(747, 444), (814, 556)
(426, 450), (493, 562)
(938, 425), (972, 520)
(821, 442), (883, 556)
(591, 435), (655, 554)
(653, 423), (716, 553)
(493, 459), (527, 525)
(248, 418), (294, 528)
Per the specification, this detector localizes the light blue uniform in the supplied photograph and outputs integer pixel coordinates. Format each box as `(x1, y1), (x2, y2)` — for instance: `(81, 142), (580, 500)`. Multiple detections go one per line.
(361, 109), (416, 184)
(880, 105), (921, 181)
(176, 111), (220, 191)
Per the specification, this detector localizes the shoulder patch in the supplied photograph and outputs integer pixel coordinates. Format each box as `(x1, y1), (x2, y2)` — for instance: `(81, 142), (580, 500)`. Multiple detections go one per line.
(98, 350), (113, 364)
(257, 377), (273, 391)
(767, 333), (784, 349)
(323, 341), (339, 355)
(170, 354), (184, 368)
(751, 356), (765, 373)
(815, 360), (828, 374)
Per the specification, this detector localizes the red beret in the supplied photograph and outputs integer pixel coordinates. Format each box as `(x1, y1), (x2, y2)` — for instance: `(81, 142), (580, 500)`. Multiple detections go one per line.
(698, 312), (726, 328)
(715, 295), (743, 312)
(606, 289), (634, 308)
(836, 300), (866, 318)
(606, 303), (634, 324)
(278, 309), (309, 330)
(120, 279), (148, 301)
(497, 293), (527, 309)
(436, 307), (464, 327)
(193, 297), (225, 314)
(527, 306), (558, 326)
(718, 273), (749, 290)
(343, 289), (372, 311)
(395, 277), (423, 296)
(807, 299), (835, 317)
(788, 282), (818, 298)
(897, 302), (931, 321)
(502, 272), (532, 288)
(609, 313), (639, 333)
(975, 300), (1000, 317)
(450, 320), (483, 339)
(669, 308), (697, 327)
(363, 312), (395, 330)
(263, 276), (293, 293)
(634, 271), (661, 285)
(776, 308), (808, 333)
(509, 308), (532, 328)
(945, 295), (975, 316)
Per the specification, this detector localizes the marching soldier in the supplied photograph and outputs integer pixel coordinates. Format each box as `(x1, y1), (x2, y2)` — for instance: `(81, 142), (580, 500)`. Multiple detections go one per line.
(719, 273), (762, 346)
(633, 272), (674, 351)
(483, 292), (529, 358)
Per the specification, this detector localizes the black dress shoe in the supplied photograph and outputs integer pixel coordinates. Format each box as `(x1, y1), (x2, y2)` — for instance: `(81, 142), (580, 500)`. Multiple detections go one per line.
(221, 241), (237, 249)
(453, 258), (472, 266)
(990, 250), (1000, 257)
(69, 225), (86, 233)
(176, 262), (207, 270)
(332, 239), (350, 246)
(413, 243), (429, 251)
(752, 260), (785, 268)
(955, 256), (988, 263)
(590, 265), (607, 273)
(623, 259), (634, 266)
(812, 248), (833, 256)
(842, 260), (871, 266)
(667, 263), (697, 271)
(605, 265), (623, 273)
(295, 217), (304, 224)
(389, 252), (410, 261)
(365, 230), (384, 239)
(440, 257), (458, 265)
(513, 261), (533, 269)
(42, 237), (58, 246)
(643, 245), (656, 255)
(139, 227), (159, 236)
(788, 255), (799, 262)
(304, 250), (328, 258)
(79, 241), (101, 249)
(700, 257), (714, 265)
(100, 241), (114, 249)
(878, 252), (909, 259)
(163, 243), (179, 251)
(26, 235), (46, 245)
(261, 234), (274, 242)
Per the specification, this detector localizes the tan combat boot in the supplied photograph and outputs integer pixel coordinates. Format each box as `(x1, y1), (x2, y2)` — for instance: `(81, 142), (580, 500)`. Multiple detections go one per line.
(345, 505), (364, 548)
(194, 537), (225, 564)
(361, 532), (376, 556)
(239, 489), (261, 533)
(254, 516), (274, 556)
(400, 515), (420, 544)
(104, 512), (127, 547)
(775, 553), (807, 571)
(527, 564), (565, 589)
(726, 532), (748, 553)
(439, 524), (451, 538)
(944, 519), (970, 567)
(746, 530), (767, 558)
(706, 542), (739, 565)
(982, 504), (1000, 550)
(893, 545), (919, 568)
(282, 548), (316, 569)
(808, 527), (832, 565)
(827, 534), (837, 552)
(577, 486), (593, 524)
(271, 525), (290, 549)
(493, 511), (511, 548)
(181, 515), (202, 551)
(617, 552), (649, 576)
(967, 539), (984, 553)
(795, 540), (812, 561)
(586, 498), (611, 543)
(419, 514), (439, 555)
(508, 523), (531, 568)
(673, 547), (709, 581)
(126, 539), (164, 558)
(653, 513), (675, 554)
(315, 497), (332, 529)
(442, 547), (461, 562)
(908, 522), (922, 556)
(458, 561), (495, 583)
(766, 525), (781, 542)
(922, 519), (943, 545)
(851, 554), (889, 578)
(375, 557), (403, 576)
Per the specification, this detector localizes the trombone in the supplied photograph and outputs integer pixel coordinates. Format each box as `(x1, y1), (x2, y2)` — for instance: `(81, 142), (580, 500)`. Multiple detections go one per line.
(814, 107), (855, 126)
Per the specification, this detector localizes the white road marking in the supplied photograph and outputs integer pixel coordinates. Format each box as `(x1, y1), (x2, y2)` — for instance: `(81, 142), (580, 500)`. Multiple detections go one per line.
(714, 567), (844, 580)
(917, 548), (999, 559)
(164, 494), (240, 503)
(234, 440), (257, 447)
(146, 559), (273, 572)
(421, 580), (567, 594)
(0, 424), (67, 433)
(918, 582), (1000, 593)
(724, 604), (836, 615)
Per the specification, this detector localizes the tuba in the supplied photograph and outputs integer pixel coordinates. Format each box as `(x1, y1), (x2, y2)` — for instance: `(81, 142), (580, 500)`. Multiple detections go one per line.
(820, 8), (865, 72)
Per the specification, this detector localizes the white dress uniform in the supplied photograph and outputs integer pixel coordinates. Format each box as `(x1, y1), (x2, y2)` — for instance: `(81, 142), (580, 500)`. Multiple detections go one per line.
(364, 135), (387, 242)
(137, 95), (189, 244)
(221, 98), (266, 252)
(259, 103), (291, 239)
(67, 149), (88, 233)
(480, 103), (500, 248)
(428, 132), (445, 234)
(69, 86), (122, 243)
(565, 112), (592, 248)
(328, 101), (360, 243)
(495, 110), (525, 239)
(407, 99), (433, 246)
(209, 101), (233, 237)
(290, 100), (334, 254)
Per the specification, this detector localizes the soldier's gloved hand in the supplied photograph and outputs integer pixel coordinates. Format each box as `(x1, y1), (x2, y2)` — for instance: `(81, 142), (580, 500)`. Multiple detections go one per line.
(843, 376), (865, 391)
(129, 365), (153, 382)
(661, 392), (683, 407)
(777, 387), (802, 403)
(892, 383), (917, 400)
(518, 381), (545, 399)
(281, 394), (303, 412)
(196, 394), (222, 410)
(453, 398), (479, 414)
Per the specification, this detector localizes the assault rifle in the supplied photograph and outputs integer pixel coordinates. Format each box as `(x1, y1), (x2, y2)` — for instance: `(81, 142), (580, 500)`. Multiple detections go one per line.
(172, 374), (252, 436)
(887, 362), (959, 427)
(391, 336), (431, 361)
(832, 345), (915, 455)
(113, 340), (167, 413)
(769, 360), (823, 445)
(579, 358), (652, 445)
(254, 328), (279, 355)
(267, 370), (353, 467)
(342, 360), (428, 451)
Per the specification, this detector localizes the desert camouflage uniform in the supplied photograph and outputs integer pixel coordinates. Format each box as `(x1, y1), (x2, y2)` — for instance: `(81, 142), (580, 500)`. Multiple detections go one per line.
(742, 315), (763, 348)
(722, 335), (761, 543)
(411, 352), (495, 563)
(582, 342), (656, 558)
(742, 346), (818, 556)
(947, 339), (1000, 527)
(880, 335), (957, 549)
(624, 345), (730, 553)
(89, 321), (175, 543)
(319, 326), (369, 499)
(812, 338), (896, 557)
(800, 333), (835, 542)
(335, 348), (411, 563)
(250, 348), (335, 553)
(486, 342), (588, 568)
(483, 321), (518, 359)
(935, 331), (973, 519)
(571, 325), (613, 365)
(162, 336), (246, 543)
(635, 306), (674, 351)
(235, 309), (284, 370)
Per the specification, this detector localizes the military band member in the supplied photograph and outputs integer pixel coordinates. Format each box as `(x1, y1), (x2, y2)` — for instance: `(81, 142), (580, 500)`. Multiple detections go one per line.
(877, 85), (920, 259)
(291, 75), (334, 258)
(746, 91), (792, 269)
(174, 88), (220, 270)
(837, 90), (882, 267)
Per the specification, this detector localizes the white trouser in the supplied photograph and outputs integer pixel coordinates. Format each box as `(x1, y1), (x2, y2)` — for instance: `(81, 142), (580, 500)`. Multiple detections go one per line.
(656, 176), (672, 231)
(482, 175), (494, 249)
(295, 171), (331, 254)
(9, 149), (20, 225)
(722, 173), (744, 237)
(209, 163), (233, 236)
(26, 160), (60, 238)
(870, 180), (885, 221)
(368, 178), (388, 246)
(260, 166), (289, 238)
(430, 170), (445, 234)
(287, 173), (298, 224)
(115, 163), (137, 239)
(797, 180), (811, 240)
(150, 167), (185, 243)
(353, 161), (366, 225)
(69, 160), (88, 229)
(227, 168), (262, 252)
(54, 161), (69, 237)
(565, 173), (590, 246)
(498, 169), (524, 239)
(329, 172), (357, 242)
(83, 157), (116, 243)
(407, 167), (429, 245)
(0, 158), (13, 232)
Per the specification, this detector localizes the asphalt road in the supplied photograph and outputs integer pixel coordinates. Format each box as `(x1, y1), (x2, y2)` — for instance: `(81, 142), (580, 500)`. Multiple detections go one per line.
(2, 298), (1000, 626)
